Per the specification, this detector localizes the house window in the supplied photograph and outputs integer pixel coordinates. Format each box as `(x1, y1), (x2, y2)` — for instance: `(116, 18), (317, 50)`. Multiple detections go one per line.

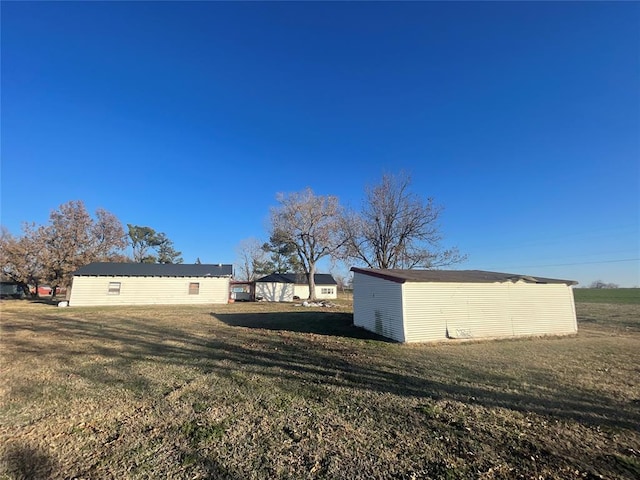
(108, 282), (121, 295)
(189, 282), (200, 295)
(321, 288), (334, 295)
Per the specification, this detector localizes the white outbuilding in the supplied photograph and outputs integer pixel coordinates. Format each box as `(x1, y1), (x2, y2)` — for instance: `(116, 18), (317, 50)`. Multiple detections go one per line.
(68, 262), (232, 306)
(351, 268), (578, 343)
(254, 273), (338, 302)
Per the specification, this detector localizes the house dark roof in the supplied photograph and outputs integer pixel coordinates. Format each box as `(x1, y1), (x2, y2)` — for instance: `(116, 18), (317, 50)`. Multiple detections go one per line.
(350, 268), (577, 286)
(255, 273), (337, 286)
(74, 262), (233, 277)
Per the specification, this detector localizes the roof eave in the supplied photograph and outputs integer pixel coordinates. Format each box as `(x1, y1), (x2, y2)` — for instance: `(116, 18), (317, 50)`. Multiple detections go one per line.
(350, 267), (406, 284)
(350, 267), (577, 286)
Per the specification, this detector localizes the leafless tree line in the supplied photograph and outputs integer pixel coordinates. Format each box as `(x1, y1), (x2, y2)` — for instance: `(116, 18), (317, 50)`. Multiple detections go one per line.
(2, 173), (466, 300)
(238, 172), (466, 299)
(1, 201), (183, 296)
(1, 200), (127, 295)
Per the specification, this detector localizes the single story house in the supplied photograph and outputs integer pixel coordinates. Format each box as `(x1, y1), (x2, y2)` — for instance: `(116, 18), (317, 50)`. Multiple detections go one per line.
(351, 268), (578, 343)
(255, 273), (337, 302)
(68, 262), (232, 307)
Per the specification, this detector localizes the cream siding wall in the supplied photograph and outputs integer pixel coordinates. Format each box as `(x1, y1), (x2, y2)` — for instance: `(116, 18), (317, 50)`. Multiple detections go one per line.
(315, 286), (337, 299)
(402, 283), (451, 342)
(293, 284), (310, 299)
(293, 284), (338, 300)
(69, 276), (229, 306)
(507, 283), (577, 336)
(255, 282), (294, 302)
(353, 272), (405, 342)
(256, 283), (337, 301)
(401, 281), (577, 343)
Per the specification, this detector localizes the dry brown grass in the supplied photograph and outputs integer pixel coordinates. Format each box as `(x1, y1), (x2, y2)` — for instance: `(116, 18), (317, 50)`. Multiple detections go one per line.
(1, 298), (639, 479)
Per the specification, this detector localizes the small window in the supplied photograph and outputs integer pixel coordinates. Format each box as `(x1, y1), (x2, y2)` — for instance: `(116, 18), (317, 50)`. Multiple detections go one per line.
(321, 288), (334, 295)
(108, 282), (121, 295)
(189, 282), (200, 295)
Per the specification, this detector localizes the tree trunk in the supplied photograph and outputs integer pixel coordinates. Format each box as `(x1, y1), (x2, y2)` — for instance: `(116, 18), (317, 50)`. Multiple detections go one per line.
(308, 263), (316, 301)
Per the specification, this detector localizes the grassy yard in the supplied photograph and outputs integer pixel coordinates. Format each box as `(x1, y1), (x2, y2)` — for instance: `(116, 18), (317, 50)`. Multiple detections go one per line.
(1, 297), (639, 479)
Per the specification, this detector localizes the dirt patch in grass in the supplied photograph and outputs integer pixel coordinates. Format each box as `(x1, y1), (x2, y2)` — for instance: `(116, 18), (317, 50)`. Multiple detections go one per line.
(1, 299), (639, 479)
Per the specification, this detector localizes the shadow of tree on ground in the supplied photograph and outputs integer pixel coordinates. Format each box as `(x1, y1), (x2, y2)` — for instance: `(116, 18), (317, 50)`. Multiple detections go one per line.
(1, 442), (57, 480)
(3, 304), (640, 465)
(213, 310), (392, 341)
(5, 308), (638, 432)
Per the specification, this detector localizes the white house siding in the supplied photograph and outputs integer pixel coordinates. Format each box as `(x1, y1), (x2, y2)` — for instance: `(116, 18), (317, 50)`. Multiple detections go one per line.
(255, 282), (294, 302)
(402, 283), (453, 342)
(402, 281), (577, 342)
(293, 285), (310, 299)
(353, 272), (405, 342)
(507, 283), (577, 336)
(293, 284), (337, 300)
(255, 283), (337, 302)
(434, 283), (514, 341)
(69, 276), (229, 306)
(315, 286), (337, 299)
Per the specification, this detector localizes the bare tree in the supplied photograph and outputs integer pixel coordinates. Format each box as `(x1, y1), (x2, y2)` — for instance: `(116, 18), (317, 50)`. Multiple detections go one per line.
(0, 224), (45, 296)
(331, 270), (350, 294)
(2, 202), (127, 296)
(92, 209), (130, 259)
(270, 188), (344, 300)
(42, 200), (127, 291)
(235, 237), (267, 281)
(589, 280), (619, 289)
(341, 172), (466, 269)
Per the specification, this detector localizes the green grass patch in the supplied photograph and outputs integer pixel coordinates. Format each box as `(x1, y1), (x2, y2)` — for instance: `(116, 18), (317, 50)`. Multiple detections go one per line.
(574, 288), (640, 304)
(180, 419), (226, 445)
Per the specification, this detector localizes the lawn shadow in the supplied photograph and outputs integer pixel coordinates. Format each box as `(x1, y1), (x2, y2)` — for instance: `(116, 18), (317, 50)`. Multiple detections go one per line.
(0, 297), (58, 306)
(1, 441), (57, 480)
(4, 306), (639, 434)
(212, 310), (392, 342)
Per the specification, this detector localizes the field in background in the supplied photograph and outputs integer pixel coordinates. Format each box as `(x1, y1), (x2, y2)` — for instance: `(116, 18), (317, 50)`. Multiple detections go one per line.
(1, 297), (639, 479)
(573, 288), (640, 304)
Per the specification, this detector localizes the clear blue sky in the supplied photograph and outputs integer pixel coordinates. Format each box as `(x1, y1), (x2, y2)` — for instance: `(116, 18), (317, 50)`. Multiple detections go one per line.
(2, 1), (639, 286)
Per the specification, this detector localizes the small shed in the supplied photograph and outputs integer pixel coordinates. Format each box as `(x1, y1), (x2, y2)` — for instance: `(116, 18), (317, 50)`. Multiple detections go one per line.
(69, 262), (232, 306)
(255, 273), (337, 302)
(351, 268), (578, 343)
(230, 280), (255, 301)
(0, 280), (24, 298)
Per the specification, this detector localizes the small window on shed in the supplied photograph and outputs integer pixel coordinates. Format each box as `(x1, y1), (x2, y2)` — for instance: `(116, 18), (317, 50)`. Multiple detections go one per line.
(189, 282), (200, 295)
(108, 282), (121, 295)
(321, 288), (334, 295)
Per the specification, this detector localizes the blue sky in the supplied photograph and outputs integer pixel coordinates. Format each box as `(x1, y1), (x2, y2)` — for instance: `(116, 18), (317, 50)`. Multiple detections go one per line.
(2, 1), (639, 286)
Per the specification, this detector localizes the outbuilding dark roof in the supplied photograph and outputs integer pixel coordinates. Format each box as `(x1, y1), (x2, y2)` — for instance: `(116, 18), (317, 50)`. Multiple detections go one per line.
(350, 268), (577, 286)
(255, 273), (337, 285)
(74, 262), (233, 277)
